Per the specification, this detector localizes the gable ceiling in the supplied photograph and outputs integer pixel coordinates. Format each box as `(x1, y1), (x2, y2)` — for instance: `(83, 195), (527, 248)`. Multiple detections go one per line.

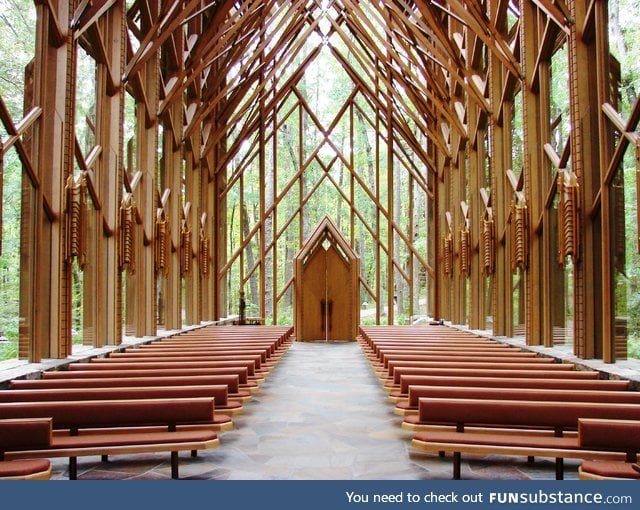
(110, 0), (573, 169)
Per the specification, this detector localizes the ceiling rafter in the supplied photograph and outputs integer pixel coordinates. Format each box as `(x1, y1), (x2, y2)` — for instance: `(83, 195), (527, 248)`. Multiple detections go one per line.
(325, 7), (453, 160)
(158, 0), (275, 117)
(339, 0), (444, 136)
(394, 0), (492, 114)
(199, 0), (311, 119)
(202, 20), (322, 164)
(124, 0), (204, 81)
(211, 46), (321, 177)
(195, 1), (314, 126)
(329, 43), (444, 168)
(425, 0), (522, 79)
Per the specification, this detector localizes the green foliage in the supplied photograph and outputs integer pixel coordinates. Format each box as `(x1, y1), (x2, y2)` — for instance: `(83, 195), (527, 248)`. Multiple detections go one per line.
(628, 336), (640, 359)
(0, 340), (18, 360)
(359, 316), (378, 326)
(0, 0), (35, 360)
(609, 0), (640, 358)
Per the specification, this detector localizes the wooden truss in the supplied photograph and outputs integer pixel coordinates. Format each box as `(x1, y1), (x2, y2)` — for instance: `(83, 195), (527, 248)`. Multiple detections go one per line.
(0, 0), (637, 363)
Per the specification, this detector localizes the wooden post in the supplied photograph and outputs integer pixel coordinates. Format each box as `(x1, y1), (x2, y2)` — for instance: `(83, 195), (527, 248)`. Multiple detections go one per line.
(21, 1), (74, 360)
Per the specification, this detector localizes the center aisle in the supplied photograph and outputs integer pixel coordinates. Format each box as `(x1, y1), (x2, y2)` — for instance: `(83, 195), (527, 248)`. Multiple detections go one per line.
(193, 341), (428, 479)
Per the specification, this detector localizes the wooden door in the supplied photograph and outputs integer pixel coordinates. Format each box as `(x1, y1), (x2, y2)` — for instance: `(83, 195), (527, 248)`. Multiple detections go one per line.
(299, 244), (354, 341)
(325, 245), (352, 340)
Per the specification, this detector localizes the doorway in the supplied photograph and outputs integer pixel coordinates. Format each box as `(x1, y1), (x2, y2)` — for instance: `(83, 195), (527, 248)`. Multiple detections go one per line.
(294, 217), (360, 341)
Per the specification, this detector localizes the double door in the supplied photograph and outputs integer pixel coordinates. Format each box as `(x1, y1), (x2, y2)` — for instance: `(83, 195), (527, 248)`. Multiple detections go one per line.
(298, 244), (354, 341)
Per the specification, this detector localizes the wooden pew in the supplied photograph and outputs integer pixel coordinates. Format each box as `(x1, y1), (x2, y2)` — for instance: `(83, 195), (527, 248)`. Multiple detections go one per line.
(0, 398), (220, 479)
(114, 349), (273, 364)
(390, 375), (630, 403)
(410, 398), (640, 479)
(373, 352), (543, 368)
(66, 360), (265, 379)
(39, 367), (256, 389)
(365, 342), (513, 356)
(383, 361), (575, 380)
(375, 357), (554, 376)
(88, 356), (270, 375)
(0, 385), (241, 418)
(578, 419), (640, 479)
(385, 367), (597, 389)
(397, 386), (640, 417)
(0, 418), (52, 480)
(9, 374), (251, 399)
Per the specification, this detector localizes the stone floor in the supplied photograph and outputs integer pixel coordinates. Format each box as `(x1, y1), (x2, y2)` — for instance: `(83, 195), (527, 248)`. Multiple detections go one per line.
(49, 341), (580, 480)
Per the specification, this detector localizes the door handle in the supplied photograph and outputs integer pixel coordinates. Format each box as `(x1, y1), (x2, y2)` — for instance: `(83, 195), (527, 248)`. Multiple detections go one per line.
(320, 299), (326, 333)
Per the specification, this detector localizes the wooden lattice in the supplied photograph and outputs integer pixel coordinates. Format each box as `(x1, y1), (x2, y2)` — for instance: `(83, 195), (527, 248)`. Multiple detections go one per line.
(481, 217), (495, 275)
(557, 170), (580, 266)
(442, 235), (453, 277)
(200, 232), (210, 277)
(119, 197), (136, 273)
(181, 225), (192, 276)
(155, 217), (169, 276)
(459, 227), (470, 277)
(4, 0), (629, 361)
(65, 174), (87, 269)
(511, 201), (528, 272)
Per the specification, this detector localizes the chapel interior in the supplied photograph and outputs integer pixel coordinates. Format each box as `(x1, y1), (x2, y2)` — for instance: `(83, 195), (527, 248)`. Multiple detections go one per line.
(0, 0), (639, 481)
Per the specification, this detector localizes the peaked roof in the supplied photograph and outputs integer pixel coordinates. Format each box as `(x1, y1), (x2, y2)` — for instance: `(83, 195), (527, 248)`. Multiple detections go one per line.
(295, 215), (358, 263)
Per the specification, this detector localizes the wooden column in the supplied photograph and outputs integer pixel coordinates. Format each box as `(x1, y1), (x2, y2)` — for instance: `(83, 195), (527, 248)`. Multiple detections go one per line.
(594, 0), (616, 362)
(162, 102), (183, 330)
(201, 146), (215, 321)
(20, 1), (74, 360)
(213, 120), (228, 320)
(184, 121), (202, 326)
(93, 4), (125, 346)
(129, 1), (159, 338)
(468, 104), (482, 330)
(520, 0), (544, 345)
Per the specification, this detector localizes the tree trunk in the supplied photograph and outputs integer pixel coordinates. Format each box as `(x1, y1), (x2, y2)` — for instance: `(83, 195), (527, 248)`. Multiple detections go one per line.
(336, 134), (346, 232)
(281, 123), (299, 311)
(264, 141), (274, 318)
(609, 0), (637, 106)
(355, 107), (376, 315)
(243, 202), (258, 308)
(394, 157), (404, 319)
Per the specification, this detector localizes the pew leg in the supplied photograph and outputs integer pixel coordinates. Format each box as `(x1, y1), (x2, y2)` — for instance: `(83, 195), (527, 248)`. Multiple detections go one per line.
(102, 455), (109, 462)
(191, 450), (197, 458)
(171, 451), (179, 479)
(527, 456), (535, 464)
(69, 457), (77, 480)
(453, 452), (461, 480)
(555, 458), (564, 480)
(439, 451), (445, 458)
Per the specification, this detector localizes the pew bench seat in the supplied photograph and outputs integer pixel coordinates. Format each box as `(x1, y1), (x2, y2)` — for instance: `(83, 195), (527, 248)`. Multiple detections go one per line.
(9, 374), (253, 399)
(409, 399), (640, 479)
(411, 428), (623, 479)
(0, 418), (52, 480)
(0, 459), (52, 480)
(0, 398), (221, 479)
(0, 385), (242, 418)
(384, 368), (601, 391)
(388, 375), (630, 402)
(579, 461), (640, 480)
(8, 429), (219, 480)
(396, 386), (640, 416)
(577, 419), (640, 480)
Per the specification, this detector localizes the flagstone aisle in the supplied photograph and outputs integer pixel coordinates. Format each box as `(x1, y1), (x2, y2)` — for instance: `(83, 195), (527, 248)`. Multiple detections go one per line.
(50, 341), (578, 480)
